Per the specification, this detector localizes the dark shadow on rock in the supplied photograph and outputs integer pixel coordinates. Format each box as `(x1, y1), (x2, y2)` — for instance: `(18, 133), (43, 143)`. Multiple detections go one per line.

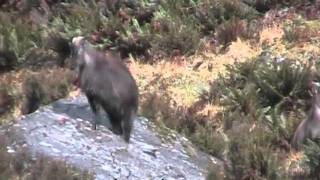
(50, 96), (112, 128)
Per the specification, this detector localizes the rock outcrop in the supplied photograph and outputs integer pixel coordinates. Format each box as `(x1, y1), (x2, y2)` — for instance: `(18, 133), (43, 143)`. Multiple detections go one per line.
(1, 95), (220, 179)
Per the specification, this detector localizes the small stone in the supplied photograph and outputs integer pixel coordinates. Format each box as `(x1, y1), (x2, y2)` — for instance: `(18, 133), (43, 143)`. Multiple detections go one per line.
(76, 118), (83, 122)
(76, 122), (82, 129)
(101, 164), (113, 171)
(120, 167), (130, 177)
(52, 148), (61, 153)
(155, 151), (160, 157)
(96, 136), (102, 140)
(7, 146), (15, 153)
(58, 118), (67, 125)
(180, 137), (188, 142)
(39, 141), (53, 147)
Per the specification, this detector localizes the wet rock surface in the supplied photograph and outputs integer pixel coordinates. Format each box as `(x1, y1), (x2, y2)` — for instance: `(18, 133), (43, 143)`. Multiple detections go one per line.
(2, 95), (220, 179)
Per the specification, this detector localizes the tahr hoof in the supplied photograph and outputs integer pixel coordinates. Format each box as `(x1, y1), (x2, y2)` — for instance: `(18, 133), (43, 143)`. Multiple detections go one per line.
(111, 126), (123, 135)
(112, 128), (122, 135)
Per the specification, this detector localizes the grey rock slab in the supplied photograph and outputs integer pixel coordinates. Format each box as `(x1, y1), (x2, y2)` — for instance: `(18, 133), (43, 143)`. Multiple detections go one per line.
(2, 95), (220, 180)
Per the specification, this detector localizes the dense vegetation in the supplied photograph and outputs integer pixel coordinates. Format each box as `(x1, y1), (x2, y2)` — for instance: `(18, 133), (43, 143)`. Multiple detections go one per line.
(0, 0), (320, 179)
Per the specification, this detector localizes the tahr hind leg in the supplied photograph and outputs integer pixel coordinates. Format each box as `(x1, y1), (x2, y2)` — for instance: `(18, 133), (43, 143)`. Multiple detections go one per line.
(86, 94), (99, 130)
(108, 111), (123, 135)
(121, 109), (134, 143)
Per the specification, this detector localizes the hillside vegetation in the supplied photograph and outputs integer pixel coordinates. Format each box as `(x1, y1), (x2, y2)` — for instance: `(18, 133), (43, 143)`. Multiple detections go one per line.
(1, 0), (320, 179)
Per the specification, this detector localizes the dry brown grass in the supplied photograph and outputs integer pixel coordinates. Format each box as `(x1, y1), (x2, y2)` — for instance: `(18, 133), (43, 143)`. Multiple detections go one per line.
(130, 38), (259, 108)
(286, 151), (306, 176)
(260, 25), (284, 44)
(130, 38), (260, 159)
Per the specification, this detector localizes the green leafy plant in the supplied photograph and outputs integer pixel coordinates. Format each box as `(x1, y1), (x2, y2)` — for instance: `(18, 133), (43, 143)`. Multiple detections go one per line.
(50, 4), (101, 39)
(301, 139), (320, 179)
(150, 11), (202, 56)
(0, 12), (42, 62)
(283, 16), (319, 43)
(198, 50), (320, 178)
(189, 123), (227, 158)
(225, 121), (285, 179)
(0, 83), (14, 118)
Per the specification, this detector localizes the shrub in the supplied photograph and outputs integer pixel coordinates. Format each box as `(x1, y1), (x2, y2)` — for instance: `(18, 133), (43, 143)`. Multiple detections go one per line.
(151, 20), (201, 56)
(150, 5), (202, 57)
(0, 12), (42, 62)
(245, 0), (289, 13)
(0, 0), (42, 13)
(214, 19), (262, 49)
(0, 50), (17, 72)
(225, 121), (284, 179)
(215, 19), (247, 49)
(198, 50), (320, 178)
(50, 3), (101, 39)
(283, 16), (320, 43)
(21, 75), (45, 114)
(0, 83), (14, 116)
(21, 69), (74, 115)
(140, 90), (226, 158)
(217, 56), (314, 139)
(298, 140), (320, 179)
(50, 2), (154, 59)
(217, 55), (313, 113)
(195, 0), (259, 34)
(112, 18), (152, 58)
(206, 163), (226, 180)
(189, 123), (227, 159)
